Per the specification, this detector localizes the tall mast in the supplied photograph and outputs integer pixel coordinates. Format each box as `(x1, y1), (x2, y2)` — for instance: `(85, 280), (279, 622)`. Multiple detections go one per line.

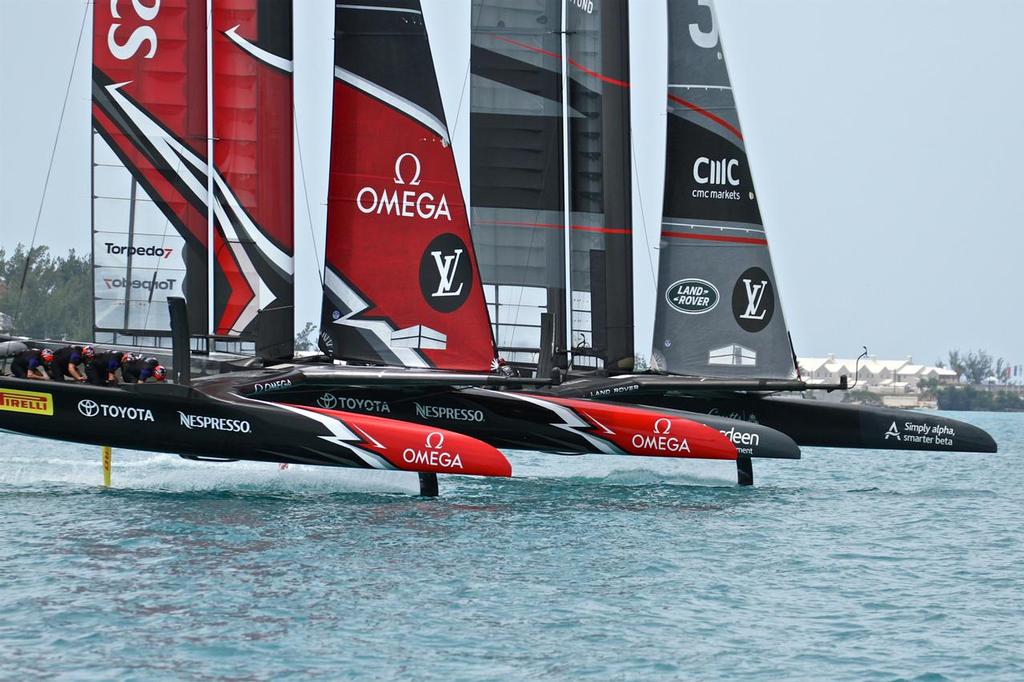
(206, 0), (215, 337)
(560, 0), (573, 362)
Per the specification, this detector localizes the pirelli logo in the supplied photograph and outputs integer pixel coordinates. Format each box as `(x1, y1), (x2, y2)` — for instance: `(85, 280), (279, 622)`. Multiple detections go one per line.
(0, 389), (54, 416)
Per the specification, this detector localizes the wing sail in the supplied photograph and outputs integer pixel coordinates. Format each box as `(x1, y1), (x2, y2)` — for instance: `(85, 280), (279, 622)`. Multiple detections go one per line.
(91, 1), (209, 343)
(319, 0), (495, 372)
(211, 0), (295, 357)
(651, 0), (796, 378)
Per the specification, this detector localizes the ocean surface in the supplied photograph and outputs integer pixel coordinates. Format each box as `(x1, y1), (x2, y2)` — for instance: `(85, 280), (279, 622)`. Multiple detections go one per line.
(0, 411), (1020, 680)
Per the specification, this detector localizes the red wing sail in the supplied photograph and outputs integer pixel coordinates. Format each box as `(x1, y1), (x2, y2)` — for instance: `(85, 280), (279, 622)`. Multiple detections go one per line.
(318, 1), (496, 372)
(92, 0), (209, 341)
(281, 404), (512, 477)
(211, 0), (294, 351)
(525, 395), (738, 460)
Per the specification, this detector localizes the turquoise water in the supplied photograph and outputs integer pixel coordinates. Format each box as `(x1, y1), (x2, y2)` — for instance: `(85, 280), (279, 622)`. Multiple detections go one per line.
(0, 412), (1021, 680)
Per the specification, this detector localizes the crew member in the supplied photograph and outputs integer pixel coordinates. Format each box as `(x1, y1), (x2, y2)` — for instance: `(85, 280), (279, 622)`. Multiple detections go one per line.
(47, 344), (93, 382)
(85, 350), (130, 386)
(10, 348), (53, 380)
(121, 356), (167, 384)
(494, 357), (517, 378)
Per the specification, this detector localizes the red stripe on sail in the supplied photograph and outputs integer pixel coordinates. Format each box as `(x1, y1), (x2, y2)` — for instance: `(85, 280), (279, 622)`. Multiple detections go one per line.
(475, 220), (630, 235)
(667, 94), (744, 141)
(661, 230), (767, 246)
(495, 36), (630, 89)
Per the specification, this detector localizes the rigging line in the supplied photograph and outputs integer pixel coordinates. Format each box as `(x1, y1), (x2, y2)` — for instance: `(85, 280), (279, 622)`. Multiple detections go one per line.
(628, 131), (658, 292)
(141, 154), (188, 332)
(445, 0), (479, 142)
(293, 103), (323, 288)
(12, 0), (90, 333)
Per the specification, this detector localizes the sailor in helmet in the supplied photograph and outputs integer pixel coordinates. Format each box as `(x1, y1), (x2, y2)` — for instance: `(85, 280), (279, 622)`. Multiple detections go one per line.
(10, 348), (54, 380)
(121, 356), (167, 384)
(85, 350), (131, 386)
(47, 344), (93, 382)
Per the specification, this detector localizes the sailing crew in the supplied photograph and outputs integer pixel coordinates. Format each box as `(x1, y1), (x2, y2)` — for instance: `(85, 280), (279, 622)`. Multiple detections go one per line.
(121, 356), (167, 384)
(85, 350), (131, 386)
(47, 344), (93, 382)
(494, 357), (516, 378)
(10, 348), (54, 380)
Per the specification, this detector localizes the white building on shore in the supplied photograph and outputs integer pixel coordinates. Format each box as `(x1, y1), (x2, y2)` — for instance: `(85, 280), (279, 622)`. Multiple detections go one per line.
(798, 355), (957, 394)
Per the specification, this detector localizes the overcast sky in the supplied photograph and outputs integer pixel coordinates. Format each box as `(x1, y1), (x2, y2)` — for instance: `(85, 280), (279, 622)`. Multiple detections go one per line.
(2, 0), (1022, 368)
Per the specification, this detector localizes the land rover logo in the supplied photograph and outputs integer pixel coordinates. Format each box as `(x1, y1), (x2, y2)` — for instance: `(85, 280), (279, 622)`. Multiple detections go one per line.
(665, 278), (718, 314)
(419, 233), (472, 313)
(731, 267), (775, 333)
(78, 399), (99, 417)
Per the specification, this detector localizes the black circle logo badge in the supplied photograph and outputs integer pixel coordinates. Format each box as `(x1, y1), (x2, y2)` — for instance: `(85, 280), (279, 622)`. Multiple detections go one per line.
(419, 233), (472, 313)
(731, 266), (775, 333)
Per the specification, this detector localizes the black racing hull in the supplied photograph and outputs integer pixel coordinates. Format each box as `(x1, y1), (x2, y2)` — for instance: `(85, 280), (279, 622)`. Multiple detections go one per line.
(0, 376), (513, 478)
(228, 366), (798, 460)
(549, 375), (998, 454)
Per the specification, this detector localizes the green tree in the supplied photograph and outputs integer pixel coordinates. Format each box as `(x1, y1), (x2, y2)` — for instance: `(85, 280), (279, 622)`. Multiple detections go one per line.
(0, 244), (91, 340)
(294, 321), (317, 351)
(963, 349), (993, 384)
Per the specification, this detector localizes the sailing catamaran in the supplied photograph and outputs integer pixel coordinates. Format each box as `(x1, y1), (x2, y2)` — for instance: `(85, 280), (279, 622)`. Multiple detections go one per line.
(531, 0), (997, 483)
(0, 0), (995, 494)
(1, 0), (782, 494)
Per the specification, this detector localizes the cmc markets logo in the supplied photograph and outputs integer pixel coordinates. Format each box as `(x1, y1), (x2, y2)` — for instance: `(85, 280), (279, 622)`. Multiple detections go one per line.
(78, 399), (155, 421)
(665, 278), (719, 314)
(401, 431), (464, 470)
(419, 233), (472, 313)
(693, 157), (740, 186)
(356, 152), (452, 221)
(631, 418), (691, 454)
(731, 267), (775, 333)
(105, 243), (174, 259)
(104, 277), (177, 292)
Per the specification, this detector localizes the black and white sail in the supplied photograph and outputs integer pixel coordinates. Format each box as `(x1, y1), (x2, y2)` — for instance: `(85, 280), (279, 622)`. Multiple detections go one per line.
(650, 0), (796, 378)
(470, 0), (633, 371)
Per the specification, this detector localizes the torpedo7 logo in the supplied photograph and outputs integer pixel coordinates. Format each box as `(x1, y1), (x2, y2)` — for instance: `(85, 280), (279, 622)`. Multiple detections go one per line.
(105, 243), (174, 259)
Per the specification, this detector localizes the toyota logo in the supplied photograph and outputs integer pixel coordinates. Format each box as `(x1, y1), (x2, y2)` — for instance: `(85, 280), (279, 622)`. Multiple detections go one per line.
(425, 432), (445, 450)
(317, 393), (337, 409)
(78, 399), (99, 417)
(653, 418), (672, 435)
